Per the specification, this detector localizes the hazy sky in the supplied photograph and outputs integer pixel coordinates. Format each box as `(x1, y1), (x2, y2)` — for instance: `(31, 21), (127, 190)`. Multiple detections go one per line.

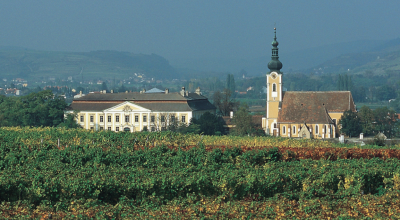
(1, 0), (399, 67)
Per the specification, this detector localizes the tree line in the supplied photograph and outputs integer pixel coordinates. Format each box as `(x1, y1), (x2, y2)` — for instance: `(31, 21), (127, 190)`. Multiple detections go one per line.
(340, 106), (398, 138)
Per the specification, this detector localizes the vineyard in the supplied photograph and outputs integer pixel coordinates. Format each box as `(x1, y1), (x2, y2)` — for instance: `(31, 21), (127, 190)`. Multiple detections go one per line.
(1, 127), (400, 219)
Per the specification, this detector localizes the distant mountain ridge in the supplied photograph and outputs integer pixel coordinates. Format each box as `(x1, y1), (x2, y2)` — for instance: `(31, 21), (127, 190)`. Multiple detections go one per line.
(310, 38), (400, 75)
(172, 38), (400, 77)
(0, 49), (178, 80)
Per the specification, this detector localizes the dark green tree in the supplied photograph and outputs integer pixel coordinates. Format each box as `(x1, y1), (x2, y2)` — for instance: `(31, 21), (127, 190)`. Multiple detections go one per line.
(358, 105), (375, 136)
(226, 73), (236, 95)
(101, 82), (108, 91)
(339, 110), (362, 137)
(191, 112), (224, 135)
(58, 112), (81, 128)
(231, 103), (253, 136)
(373, 107), (397, 138)
(213, 89), (238, 116)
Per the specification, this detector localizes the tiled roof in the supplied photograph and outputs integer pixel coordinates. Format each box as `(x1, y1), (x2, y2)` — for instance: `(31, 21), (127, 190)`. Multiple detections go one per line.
(278, 91), (355, 124)
(67, 98), (215, 112)
(73, 92), (207, 102)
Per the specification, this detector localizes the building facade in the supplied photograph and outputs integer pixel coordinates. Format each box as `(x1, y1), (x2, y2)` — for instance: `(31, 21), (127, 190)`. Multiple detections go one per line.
(65, 87), (216, 132)
(262, 28), (356, 139)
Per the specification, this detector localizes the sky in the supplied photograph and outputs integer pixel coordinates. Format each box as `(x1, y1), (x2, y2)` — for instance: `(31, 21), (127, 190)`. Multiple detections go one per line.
(1, 0), (399, 70)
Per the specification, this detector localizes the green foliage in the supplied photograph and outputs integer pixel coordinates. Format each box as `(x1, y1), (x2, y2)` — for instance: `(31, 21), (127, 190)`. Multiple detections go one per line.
(212, 88), (239, 116)
(358, 105), (375, 136)
(58, 112), (81, 129)
(373, 107), (397, 138)
(340, 110), (362, 137)
(226, 73), (236, 97)
(0, 90), (67, 127)
(191, 112), (224, 135)
(231, 103), (253, 136)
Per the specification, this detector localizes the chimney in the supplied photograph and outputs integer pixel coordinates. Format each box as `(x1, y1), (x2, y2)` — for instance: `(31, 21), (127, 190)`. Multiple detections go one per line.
(195, 87), (201, 95)
(80, 91), (82, 95)
(180, 87), (185, 96)
(186, 91), (189, 96)
(103, 90), (106, 94)
(165, 88), (169, 94)
(230, 111), (234, 119)
(142, 88), (146, 93)
(111, 90), (113, 93)
(125, 91), (128, 93)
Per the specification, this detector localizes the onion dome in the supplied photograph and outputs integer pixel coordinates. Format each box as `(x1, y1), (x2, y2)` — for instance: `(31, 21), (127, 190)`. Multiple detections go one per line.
(268, 27), (283, 72)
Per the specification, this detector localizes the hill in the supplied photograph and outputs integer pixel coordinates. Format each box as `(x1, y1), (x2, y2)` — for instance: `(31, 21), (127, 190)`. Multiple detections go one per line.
(0, 49), (178, 81)
(309, 38), (400, 76)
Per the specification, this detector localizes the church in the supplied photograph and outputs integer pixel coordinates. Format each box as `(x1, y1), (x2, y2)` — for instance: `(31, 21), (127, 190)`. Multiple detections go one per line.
(262, 28), (356, 139)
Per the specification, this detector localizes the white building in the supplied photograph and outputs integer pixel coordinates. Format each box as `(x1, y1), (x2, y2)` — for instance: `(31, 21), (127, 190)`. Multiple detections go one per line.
(65, 87), (216, 132)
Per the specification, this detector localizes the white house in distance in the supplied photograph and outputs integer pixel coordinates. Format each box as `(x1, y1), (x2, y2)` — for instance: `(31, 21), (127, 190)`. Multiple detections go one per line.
(65, 87), (216, 132)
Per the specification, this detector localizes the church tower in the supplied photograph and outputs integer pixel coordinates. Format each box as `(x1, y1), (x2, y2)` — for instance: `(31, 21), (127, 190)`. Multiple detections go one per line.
(265, 27), (283, 136)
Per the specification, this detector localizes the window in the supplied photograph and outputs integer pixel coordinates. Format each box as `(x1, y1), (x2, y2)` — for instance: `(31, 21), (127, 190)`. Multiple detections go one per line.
(282, 126), (286, 135)
(100, 116), (104, 122)
(333, 119), (337, 126)
(293, 126), (296, 135)
(80, 115), (84, 122)
(272, 83), (276, 92)
(161, 127), (166, 131)
(151, 116), (155, 123)
(273, 123), (277, 128)
(135, 115), (139, 122)
(100, 127), (103, 130)
(116, 127), (119, 131)
(315, 125), (319, 134)
(143, 115), (147, 122)
(108, 127), (111, 131)
(324, 125), (327, 134)
(108, 116), (111, 122)
(90, 127), (93, 130)
(116, 116), (119, 122)
(171, 116), (175, 122)
(182, 116), (186, 123)
(125, 115), (129, 123)
(90, 116), (94, 123)
(161, 116), (165, 122)
(151, 127), (155, 131)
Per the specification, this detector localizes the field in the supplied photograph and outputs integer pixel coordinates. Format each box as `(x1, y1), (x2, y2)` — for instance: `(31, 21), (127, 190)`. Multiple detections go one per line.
(1, 127), (400, 219)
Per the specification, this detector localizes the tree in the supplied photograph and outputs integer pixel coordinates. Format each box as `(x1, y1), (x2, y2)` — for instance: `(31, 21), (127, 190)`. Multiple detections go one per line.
(373, 107), (397, 138)
(0, 90), (67, 127)
(213, 89), (238, 116)
(58, 111), (81, 128)
(101, 82), (108, 91)
(191, 112), (224, 135)
(376, 85), (396, 101)
(226, 74), (236, 96)
(231, 103), (253, 136)
(339, 110), (362, 137)
(358, 105), (375, 136)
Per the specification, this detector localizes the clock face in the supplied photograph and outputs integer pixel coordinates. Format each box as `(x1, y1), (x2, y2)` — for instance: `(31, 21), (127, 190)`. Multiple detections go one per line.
(271, 72), (277, 79)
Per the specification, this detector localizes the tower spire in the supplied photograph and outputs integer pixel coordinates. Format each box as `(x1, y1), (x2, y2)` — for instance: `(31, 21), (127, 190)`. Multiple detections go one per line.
(268, 27), (283, 73)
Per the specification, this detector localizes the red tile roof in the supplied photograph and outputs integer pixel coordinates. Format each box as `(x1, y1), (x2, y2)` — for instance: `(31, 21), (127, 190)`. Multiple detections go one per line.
(278, 91), (355, 124)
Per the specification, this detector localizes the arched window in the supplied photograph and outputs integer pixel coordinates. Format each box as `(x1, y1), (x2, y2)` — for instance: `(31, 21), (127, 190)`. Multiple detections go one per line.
(282, 126), (286, 134)
(293, 126), (296, 135)
(315, 125), (319, 134)
(272, 83), (276, 92)
(273, 123), (277, 128)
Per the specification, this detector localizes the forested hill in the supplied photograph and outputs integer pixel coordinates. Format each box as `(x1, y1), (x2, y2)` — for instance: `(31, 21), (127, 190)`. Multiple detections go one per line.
(309, 38), (400, 75)
(0, 49), (178, 80)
